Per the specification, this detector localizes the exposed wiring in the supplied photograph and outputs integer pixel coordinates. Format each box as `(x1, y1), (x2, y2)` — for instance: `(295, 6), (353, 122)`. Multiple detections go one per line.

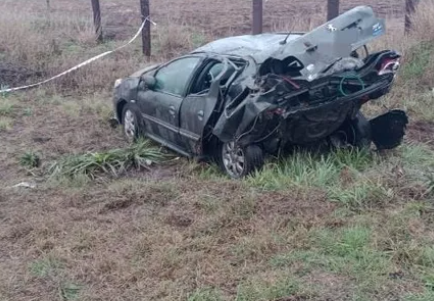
(235, 114), (261, 142)
(281, 76), (301, 89)
(338, 74), (366, 97)
(253, 121), (282, 144)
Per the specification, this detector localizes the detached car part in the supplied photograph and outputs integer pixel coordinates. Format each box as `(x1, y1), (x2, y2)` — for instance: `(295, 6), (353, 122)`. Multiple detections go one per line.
(111, 5), (408, 179)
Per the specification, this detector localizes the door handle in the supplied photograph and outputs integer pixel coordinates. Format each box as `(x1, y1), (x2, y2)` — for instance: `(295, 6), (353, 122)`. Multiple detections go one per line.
(197, 110), (204, 121)
(169, 105), (176, 116)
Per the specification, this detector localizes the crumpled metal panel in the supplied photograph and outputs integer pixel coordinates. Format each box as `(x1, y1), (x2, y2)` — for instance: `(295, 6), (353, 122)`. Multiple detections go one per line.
(269, 5), (386, 81)
(194, 6), (385, 82)
(192, 33), (301, 62)
(210, 6), (390, 145)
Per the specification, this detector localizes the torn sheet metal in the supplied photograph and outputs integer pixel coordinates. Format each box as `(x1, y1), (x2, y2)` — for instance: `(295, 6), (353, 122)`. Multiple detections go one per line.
(211, 6), (397, 146)
(269, 5), (386, 81)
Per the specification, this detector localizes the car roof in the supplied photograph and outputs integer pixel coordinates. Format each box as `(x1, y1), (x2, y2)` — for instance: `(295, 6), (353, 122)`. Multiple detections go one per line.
(191, 32), (304, 62)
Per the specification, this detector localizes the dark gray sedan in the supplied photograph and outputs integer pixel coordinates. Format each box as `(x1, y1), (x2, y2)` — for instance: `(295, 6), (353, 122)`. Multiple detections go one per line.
(111, 5), (408, 178)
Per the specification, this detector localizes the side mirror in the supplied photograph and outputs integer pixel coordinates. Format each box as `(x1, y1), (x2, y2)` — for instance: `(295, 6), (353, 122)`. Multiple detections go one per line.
(142, 75), (157, 90)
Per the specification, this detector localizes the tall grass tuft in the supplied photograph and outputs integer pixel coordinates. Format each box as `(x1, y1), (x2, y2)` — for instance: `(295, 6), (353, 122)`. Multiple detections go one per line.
(20, 151), (41, 169)
(47, 139), (167, 179)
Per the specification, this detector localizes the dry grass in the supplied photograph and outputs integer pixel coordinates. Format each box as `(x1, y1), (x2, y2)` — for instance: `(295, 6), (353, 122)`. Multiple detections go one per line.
(1, 0), (434, 300)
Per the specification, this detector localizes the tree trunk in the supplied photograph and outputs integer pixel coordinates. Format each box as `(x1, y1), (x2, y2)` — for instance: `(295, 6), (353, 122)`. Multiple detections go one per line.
(252, 0), (263, 35)
(327, 0), (340, 21)
(405, 0), (420, 34)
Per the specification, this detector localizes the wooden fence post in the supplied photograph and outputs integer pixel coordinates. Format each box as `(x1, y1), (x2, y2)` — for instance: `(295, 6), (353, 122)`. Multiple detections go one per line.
(405, 0), (419, 34)
(327, 0), (340, 21)
(140, 0), (151, 58)
(91, 0), (103, 42)
(46, 0), (51, 20)
(252, 0), (263, 35)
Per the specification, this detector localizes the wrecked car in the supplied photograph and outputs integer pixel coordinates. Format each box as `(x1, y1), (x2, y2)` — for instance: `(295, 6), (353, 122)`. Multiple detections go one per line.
(111, 5), (408, 179)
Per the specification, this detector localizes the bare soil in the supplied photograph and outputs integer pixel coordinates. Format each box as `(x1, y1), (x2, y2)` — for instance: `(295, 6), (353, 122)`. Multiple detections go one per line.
(0, 63), (41, 87)
(408, 120), (434, 148)
(0, 177), (335, 301)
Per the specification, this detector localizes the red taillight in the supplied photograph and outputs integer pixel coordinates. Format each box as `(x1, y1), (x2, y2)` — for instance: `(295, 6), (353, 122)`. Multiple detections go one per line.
(378, 58), (400, 76)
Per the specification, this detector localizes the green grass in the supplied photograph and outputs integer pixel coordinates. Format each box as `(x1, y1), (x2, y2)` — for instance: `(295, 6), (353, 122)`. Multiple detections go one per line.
(23, 107), (33, 116)
(0, 98), (16, 116)
(60, 101), (81, 117)
(47, 138), (168, 180)
(402, 144), (434, 166)
(405, 291), (434, 301)
(400, 144), (434, 188)
(29, 256), (62, 278)
(271, 226), (393, 297)
(401, 42), (434, 81)
(406, 92), (434, 122)
(30, 256), (82, 300)
(235, 276), (307, 301)
(327, 179), (391, 209)
(0, 85), (10, 98)
(188, 287), (224, 301)
(59, 283), (81, 301)
(0, 117), (13, 131)
(247, 148), (373, 191)
(19, 151), (41, 169)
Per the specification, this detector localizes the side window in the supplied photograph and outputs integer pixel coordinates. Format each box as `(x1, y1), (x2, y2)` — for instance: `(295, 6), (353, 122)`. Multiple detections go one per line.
(189, 61), (236, 95)
(154, 57), (201, 96)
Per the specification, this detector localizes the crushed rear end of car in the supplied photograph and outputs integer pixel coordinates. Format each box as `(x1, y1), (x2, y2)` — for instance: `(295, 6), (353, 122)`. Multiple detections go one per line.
(211, 5), (408, 153)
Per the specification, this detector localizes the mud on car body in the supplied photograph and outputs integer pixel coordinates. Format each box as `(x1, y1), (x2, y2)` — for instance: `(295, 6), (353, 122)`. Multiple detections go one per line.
(111, 5), (408, 179)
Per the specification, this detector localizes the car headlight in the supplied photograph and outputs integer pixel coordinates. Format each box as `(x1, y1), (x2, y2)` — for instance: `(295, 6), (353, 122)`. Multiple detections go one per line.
(114, 78), (123, 88)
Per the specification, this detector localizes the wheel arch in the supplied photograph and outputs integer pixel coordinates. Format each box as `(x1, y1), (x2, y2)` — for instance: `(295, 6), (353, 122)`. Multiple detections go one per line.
(116, 99), (128, 124)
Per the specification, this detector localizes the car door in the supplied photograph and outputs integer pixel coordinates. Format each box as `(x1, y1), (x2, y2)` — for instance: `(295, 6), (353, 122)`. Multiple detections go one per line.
(136, 55), (203, 152)
(179, 59), (236, 154)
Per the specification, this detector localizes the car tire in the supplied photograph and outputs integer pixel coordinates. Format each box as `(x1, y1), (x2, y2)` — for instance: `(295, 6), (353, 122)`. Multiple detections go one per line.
(121, 103), (142, 143)
(329, 111), (372, 150)
(217, 141), (264, 179)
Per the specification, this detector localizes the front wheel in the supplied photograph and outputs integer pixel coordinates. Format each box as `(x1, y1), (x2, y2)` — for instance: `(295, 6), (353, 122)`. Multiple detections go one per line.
(121, 103), (142, 143)
(217, 141), (264, 179)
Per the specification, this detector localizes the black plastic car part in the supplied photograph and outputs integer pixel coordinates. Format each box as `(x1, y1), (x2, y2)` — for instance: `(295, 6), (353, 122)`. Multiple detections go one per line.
(370, 109), (409, 150)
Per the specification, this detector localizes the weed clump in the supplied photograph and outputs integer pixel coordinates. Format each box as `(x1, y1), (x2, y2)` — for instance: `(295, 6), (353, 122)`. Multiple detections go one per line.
(19, 151), (41, 169)
(47, 139), (167, 179)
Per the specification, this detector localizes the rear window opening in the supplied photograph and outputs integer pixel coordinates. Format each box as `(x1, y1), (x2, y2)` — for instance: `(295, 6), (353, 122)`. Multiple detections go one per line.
(258, 56), (305, 77)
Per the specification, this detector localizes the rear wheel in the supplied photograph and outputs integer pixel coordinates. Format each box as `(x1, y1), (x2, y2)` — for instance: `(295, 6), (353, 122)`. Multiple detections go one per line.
(329, 111), (372, 149)
(218, 141), (264, 179)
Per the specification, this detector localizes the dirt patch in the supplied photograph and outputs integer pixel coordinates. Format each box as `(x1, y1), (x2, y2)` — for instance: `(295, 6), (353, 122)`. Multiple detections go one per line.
(407, 120), (434, 148)
(302, 272), (350, 301)
(256, 189), (332, 218)
(0, 179), (338, 301)
(0, 63), (41, 87)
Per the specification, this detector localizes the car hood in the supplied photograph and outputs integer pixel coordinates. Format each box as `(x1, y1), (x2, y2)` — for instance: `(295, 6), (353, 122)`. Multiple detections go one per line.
(269, 5), (386, 81)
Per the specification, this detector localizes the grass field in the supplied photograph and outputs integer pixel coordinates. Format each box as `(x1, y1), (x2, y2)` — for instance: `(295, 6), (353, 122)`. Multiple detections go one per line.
(1, 0), (434, 300)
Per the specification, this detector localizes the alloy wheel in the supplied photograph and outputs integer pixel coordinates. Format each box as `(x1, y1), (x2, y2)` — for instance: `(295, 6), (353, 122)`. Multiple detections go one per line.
(222, 141), (245, 178)
(124, 109), (136, 142)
